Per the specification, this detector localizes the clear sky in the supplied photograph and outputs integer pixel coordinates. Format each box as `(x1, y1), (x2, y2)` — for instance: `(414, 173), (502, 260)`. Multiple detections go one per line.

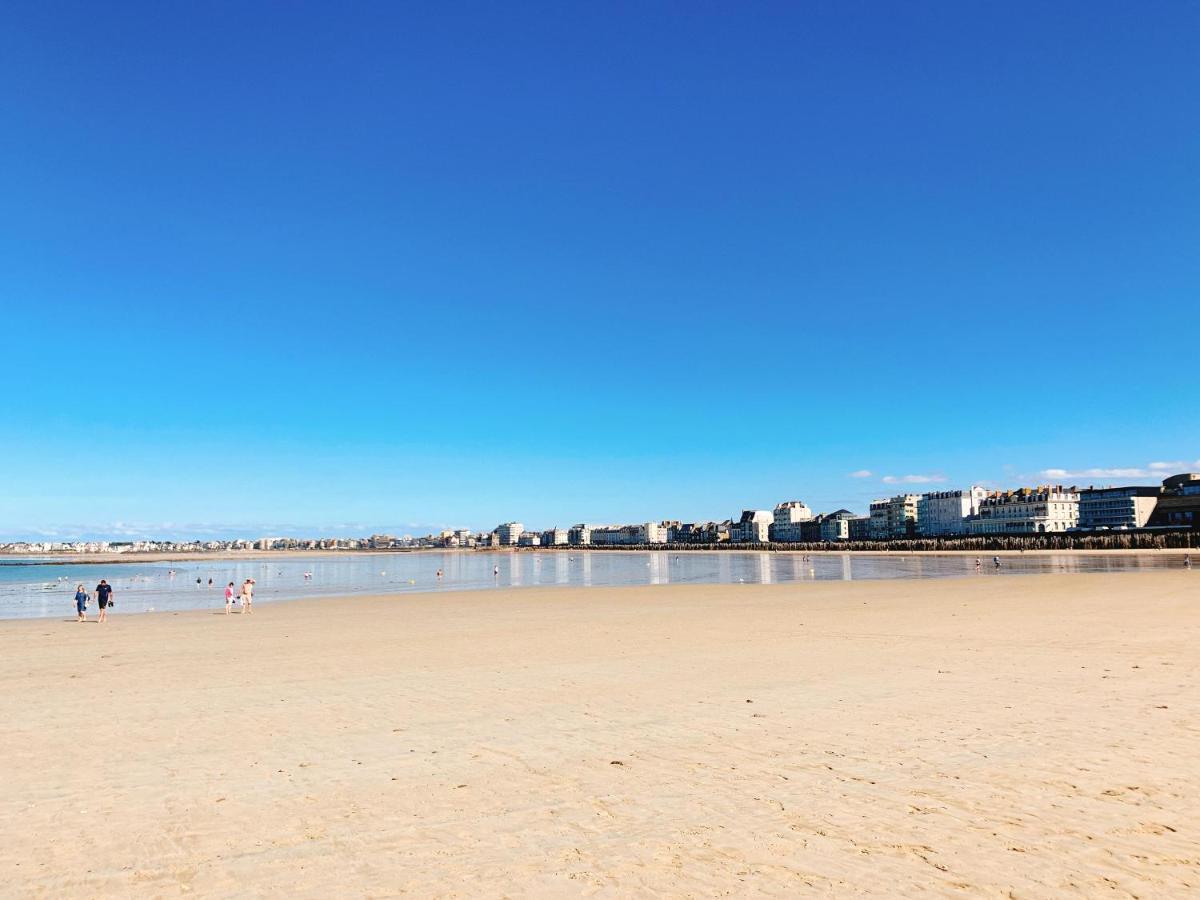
(2, 2), (1197, 540)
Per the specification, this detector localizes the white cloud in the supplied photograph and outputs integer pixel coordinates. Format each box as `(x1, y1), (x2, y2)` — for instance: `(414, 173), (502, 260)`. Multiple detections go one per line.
(881, 474), (948, 485)
(848, 469), (873, 478)
(1039, 459), (1200, 481)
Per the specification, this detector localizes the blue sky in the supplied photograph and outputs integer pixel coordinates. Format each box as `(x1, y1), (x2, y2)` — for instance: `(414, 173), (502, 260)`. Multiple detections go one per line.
(2, 1), (1197, 540)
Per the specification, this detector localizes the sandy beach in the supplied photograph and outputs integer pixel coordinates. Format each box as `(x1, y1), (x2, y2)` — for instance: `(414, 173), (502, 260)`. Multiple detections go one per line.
(2, 574), (1198, 897)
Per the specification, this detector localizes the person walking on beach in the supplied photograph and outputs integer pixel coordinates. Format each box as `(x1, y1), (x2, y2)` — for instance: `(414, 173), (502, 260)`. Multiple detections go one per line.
(73, 583), (89, 622)
(95, 579), (113, 623)
(1186, 554), (1192, 570)
(992, 556), (1001, 570)
(224, 582), (236, 615)
(974, 557), (982, 572)
(240, 579), (254, 614)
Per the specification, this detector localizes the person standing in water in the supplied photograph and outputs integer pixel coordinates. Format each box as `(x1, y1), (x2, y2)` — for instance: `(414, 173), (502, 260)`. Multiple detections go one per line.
(74, 583), (89, 622)
(95, 579), (113, 623)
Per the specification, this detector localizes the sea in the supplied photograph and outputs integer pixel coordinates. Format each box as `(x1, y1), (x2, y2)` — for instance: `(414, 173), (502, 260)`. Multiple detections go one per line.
(0, 549), (1189, 621)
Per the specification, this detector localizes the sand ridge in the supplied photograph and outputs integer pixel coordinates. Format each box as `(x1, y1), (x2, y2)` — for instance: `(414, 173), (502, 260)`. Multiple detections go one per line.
(2, 574), (1198, 896)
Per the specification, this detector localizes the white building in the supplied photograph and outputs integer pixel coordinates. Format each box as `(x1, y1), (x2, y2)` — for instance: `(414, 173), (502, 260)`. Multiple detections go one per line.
(588, 523), (666, 545)
(568, 524), (592, 545)
(540, 527), (570, 546)
(731, 510), (773, 543)
(917, 487), (988, 536)
(773, 500), (813, 527)
(495, 522), (524, 545)
(968, 487), (1079, 534)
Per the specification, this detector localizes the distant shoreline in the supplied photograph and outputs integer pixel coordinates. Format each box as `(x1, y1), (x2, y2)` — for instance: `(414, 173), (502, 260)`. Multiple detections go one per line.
(2, 545), (1191, 566)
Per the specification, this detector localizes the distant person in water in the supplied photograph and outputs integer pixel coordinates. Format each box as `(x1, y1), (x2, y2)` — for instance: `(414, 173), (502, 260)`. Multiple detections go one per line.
(95, 579), (113, 623)
(993, 556), (1001, 569)
(974, 558), (982, 572)
(225, 582), (236, 615)
(1186, 554), (1192, 570)
(493, 565), (500, 578)
(74, 583), (89, 622)
(196, 577), (202, 588)
(208, 577), (213, 587)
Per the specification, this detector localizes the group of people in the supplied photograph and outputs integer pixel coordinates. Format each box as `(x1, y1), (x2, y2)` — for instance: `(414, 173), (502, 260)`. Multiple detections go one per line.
(72, 576), (257, 620)
(224, 579), (255, 615)
(72, 580), (114, 623)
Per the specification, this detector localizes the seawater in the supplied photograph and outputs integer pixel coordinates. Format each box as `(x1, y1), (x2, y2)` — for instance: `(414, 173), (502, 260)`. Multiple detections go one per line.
(0, 550), (1187, 621)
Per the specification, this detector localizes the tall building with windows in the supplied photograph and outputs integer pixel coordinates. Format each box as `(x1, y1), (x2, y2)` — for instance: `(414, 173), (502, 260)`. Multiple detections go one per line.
(731, 510), (773, 543)
(770, 500), (814, 542)
(1077, 486), (1159, 530)
(870, 495), (920, 539)
(495, 522), (524, 545)
(918, 487), (988, 536)
(968, 487), (1079, 534)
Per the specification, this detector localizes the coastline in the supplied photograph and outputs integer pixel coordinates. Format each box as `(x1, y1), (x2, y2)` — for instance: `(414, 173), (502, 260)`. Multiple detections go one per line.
(2, 574), (1197, 895)
(4, 545), (1192, 566)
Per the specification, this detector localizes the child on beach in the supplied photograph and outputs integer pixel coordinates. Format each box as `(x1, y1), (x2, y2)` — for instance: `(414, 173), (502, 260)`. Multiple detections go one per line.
(225, 582), (236, 615)
(74, 584), (89, 622)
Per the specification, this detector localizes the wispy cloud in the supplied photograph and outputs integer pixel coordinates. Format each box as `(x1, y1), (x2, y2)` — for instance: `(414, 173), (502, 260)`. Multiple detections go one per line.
(1038, 459), (1199, 482)
(881, 474), (948, 485)
(848, 469), (873, 479)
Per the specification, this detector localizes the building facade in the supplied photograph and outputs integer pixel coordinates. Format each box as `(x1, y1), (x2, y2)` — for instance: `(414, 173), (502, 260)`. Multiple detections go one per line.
(730, 510), (773, 543)
(967, 487), (1079, 534)
(495, 522), (524, 545)
(917, 487), (988, 536)
(869, 495), (920, 539)
(1077, 486), (1159, 530)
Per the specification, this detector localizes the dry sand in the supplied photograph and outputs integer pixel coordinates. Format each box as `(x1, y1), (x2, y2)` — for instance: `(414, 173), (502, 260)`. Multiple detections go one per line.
(2, 574), (1198, 897)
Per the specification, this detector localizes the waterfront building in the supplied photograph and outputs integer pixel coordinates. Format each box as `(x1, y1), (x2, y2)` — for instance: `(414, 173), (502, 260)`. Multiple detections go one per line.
(517, 532), (541, 547)
(917, 487), (988, 536)
(820, 509), (856, 542)
(1148, 473), (1200, 529)
(848, 516), (872, 541)
(770, 500), (813, 542)
(568, 524), (592, 545)
(1077, 485), (1159, 530)
(669, 521), (729, 544)
(967, 486), (1079, 534)
(870, 495), (920, 539)
(588, 522), (666, 545)
(495, 522), (524, 546)
(730, 510), (773, 543)
(540, 527), (569, 546)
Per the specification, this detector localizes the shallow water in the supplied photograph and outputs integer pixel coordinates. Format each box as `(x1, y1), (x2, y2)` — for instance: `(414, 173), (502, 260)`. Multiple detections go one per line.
(0, 550), (1191, 621)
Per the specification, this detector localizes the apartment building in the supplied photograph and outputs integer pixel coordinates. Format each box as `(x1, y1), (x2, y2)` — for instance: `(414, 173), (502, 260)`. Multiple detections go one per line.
(1077, 486), (1159, 530)
(917, 487), (988, 536)
(968, 487), (1079, 534)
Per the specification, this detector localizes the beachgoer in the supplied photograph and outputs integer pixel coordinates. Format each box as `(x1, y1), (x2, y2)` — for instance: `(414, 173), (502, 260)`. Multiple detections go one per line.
(240, 579), (254, 614)
(95, 579), (113, 623)
(436, 568), (443, 579)
(196, 577), (202, 588)
(1186, 554), (1192, 570)
(974, 557), (982, 572)
(74, 583), (89, 622)
(992, 556), (1001, 569)
(493, 565), (499, 578)
(224, 582), (235, 615)
(208, 577), (213, 587)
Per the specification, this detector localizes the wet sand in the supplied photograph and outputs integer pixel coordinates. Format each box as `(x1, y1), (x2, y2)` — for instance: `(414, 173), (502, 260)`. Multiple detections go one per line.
(2, 574), (1197, 896)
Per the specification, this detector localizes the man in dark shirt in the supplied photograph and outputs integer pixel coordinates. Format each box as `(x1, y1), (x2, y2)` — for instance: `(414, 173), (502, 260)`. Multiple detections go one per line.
(95, 579), (114, 624)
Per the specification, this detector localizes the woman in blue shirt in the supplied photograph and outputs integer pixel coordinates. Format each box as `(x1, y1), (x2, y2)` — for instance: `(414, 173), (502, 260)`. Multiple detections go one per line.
(74, 584), (89, 622)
